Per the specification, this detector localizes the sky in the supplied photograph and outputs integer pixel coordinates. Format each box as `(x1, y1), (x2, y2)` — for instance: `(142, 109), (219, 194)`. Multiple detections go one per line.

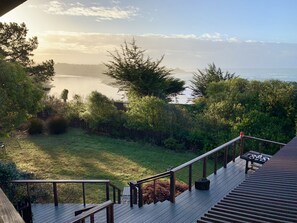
(1, 0), (297, 71)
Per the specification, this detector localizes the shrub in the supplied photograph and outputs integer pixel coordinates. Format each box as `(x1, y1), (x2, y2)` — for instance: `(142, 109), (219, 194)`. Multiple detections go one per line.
(28, 118), (44, 135)
(163, 137), (185, 151)
(142, 180), (188, 204)
(47, 116), (68, 134)
(0, 161), (33, 204)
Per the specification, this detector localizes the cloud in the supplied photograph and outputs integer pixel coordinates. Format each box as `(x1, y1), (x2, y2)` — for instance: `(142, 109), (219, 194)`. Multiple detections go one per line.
(44, 1), (138, 21)
(34, 31), (297, 70)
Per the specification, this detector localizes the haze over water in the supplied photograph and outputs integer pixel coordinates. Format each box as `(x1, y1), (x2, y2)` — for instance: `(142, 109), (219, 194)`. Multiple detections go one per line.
(50, 67), (297, 104)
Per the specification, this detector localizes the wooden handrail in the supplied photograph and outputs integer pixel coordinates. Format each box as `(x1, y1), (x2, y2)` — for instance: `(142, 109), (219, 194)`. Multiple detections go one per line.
(171, 136), (241, 172)
(0, 188), (25, 223)
(11, 179), (122, 207)
(129, 133), (286, 207)
(243, 135), (286, 146)
(64, 200), (114, 223)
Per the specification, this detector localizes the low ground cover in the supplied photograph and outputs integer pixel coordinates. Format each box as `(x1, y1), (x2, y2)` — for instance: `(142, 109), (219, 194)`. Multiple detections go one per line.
(1, 128), (212, 203)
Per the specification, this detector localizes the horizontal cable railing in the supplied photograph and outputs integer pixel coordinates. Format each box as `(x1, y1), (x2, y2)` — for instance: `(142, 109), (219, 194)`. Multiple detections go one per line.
(65, 200), (114, 223)
(11, 179), (121, 207)
(130, 133), (286, 207)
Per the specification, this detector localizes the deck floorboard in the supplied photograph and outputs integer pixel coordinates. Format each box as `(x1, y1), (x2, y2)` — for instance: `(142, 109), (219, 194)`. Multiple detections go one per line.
(32, 157), (250, 223)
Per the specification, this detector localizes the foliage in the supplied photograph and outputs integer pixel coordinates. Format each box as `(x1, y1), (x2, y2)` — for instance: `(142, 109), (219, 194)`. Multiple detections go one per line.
(28, 118), (44, 135)
(60, 89), (69, 103)
(41, 96), (67, 118)
(64, 94), (86, 121)
(0, 22), (55, 84)
(163, 137), (185, 151)
(47, 116), (68, 134)
(0, 59), (43, 135)
(82, 91), (120, 130)
(0, 161), (33, 204)
(194, 78), (297, 144)
(104, 39), (185, 100)
(191, 63), (237, 97)
(142, 180), (188, 204)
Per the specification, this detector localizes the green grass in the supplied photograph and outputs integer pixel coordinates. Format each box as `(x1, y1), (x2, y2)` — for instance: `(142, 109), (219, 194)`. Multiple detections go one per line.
(1, 128), (210, 203)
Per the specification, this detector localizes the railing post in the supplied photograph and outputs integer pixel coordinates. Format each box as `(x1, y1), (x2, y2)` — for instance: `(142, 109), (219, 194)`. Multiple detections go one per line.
(82, 182), (86, 206)
(153, 180), (157, 203)
(129, 182), (133, 207)
(26, 183), (31, 205)
(232, 142), (236, 162)
(112, 186), (116, 203)
(203, 157), (207, 178)
(53, 182), (58, 206)
(188, 164), (192, 191)
(138, 183), (143, 208)
(240, 132), (245, 156)
(106, 182), (110, 201)
(169, 171), (176, 203)
(214, 152), (218, 174)
(117, 189), (121, 204)
(107, 204), (114, 223)
(224, 146), (228, 168)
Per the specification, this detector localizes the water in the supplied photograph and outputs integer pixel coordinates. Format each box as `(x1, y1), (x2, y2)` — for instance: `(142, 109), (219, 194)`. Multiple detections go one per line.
(49, 68), (297, 104)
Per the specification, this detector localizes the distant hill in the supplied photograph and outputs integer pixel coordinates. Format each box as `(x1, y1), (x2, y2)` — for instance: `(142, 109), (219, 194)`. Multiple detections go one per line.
(54, 63), (114, 84)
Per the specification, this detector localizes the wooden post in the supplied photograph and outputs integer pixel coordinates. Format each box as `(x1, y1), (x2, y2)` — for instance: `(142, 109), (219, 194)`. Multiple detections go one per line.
(138, 184), (143, 208)
(82, 182), (86, 206)
(53, 182), (58, 206)
(129, 183), (133, 207)
(224, 147), (228, 168)
(240, 132), (244, 156)
(105, 182), (110, 201)
(214, 152), (218, 174)
(107, 204), (114, 223)
(112, 186), (116, 203)
(232, 142), (236, 162)
(117, 189), (121, 204)
(188, 164), (192, 191)
(153, 180), (157, 203)
(203, 157), (207, 178)
(169, 171), (176, 203)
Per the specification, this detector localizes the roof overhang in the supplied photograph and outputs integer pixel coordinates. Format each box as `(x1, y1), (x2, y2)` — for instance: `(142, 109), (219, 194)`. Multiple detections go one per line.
(0, 0), (27, 17)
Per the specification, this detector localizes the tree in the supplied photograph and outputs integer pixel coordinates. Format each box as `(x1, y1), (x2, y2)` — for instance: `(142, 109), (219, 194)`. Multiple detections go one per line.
(104, 39), (185, 101)
(82, 91), (119, 129)
(0, 22), (55, 84)
(60, 89), (69, 103)
(191, 63), (237, 97)
(0, 59), (43, 135)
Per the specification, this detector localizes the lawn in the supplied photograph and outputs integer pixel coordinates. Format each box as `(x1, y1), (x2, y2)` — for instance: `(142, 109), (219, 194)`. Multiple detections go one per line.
(1, 128), (208, 203)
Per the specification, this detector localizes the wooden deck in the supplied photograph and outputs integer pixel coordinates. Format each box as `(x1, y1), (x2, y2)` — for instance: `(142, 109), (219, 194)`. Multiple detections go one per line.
(32, 157), (251, 223)
(198, 136), (297, 222)
(0, 188), (25, 223)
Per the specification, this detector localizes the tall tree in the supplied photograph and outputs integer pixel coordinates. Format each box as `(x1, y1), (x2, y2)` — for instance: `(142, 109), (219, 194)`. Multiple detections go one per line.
(0, 22), (54, 84)
(0, 59), (43, 135)
(104, 39), (185, 101)
(191, 63), (237, 97)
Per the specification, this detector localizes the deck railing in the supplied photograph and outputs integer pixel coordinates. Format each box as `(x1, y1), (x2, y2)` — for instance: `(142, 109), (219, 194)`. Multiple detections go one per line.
(129, 133), (286, 207)
(65, 200), (114, 223)
(11, 179), (121, 206)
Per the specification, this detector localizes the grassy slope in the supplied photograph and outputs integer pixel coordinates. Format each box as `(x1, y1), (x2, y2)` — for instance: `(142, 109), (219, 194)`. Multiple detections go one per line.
(1, 128), (201, 188)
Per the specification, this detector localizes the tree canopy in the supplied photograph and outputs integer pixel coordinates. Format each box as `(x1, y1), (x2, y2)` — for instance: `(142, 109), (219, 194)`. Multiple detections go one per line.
(104, 40), (185, 101)
(191, 63), (237, 97)
(0, 22), (54, 84)
(0, 59), (43, 135)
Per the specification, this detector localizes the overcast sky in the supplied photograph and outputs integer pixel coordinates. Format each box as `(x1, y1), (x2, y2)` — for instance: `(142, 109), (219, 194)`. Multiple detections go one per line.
(1, 0), (297, 70)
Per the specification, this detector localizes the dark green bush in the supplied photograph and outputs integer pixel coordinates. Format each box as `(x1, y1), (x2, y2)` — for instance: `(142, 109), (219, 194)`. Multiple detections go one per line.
(163, 137), (185, 151)
(47, 116), (68, 134)
(28, 118), (44, 135)
(0, 161), (33, 204)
